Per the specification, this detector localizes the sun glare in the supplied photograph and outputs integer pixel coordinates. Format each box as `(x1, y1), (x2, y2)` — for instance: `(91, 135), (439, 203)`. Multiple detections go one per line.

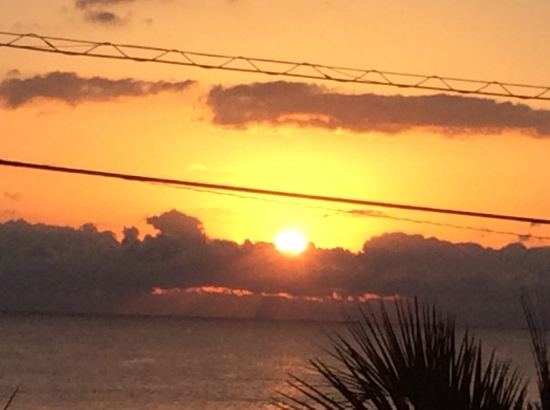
(274, 230), (307, 254)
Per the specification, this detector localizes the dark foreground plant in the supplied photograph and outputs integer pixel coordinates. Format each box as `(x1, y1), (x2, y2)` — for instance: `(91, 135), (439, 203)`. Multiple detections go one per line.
(275, 298), (529, 410)
(2, 386), (18, 410)
(522, 292), (550, 410)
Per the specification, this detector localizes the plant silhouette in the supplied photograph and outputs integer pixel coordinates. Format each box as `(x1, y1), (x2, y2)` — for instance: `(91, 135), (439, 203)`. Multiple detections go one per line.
(275, 298), (550, 410)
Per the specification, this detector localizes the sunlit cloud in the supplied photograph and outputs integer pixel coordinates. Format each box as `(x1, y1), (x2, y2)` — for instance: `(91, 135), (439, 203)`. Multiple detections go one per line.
(73, 0), (240, 25)
(153, 286), (254, 297)
(152, 286), (390, 305)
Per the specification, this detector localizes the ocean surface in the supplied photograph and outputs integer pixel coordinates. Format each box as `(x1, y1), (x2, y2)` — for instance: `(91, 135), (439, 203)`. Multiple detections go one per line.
(0, 314), (541, 409)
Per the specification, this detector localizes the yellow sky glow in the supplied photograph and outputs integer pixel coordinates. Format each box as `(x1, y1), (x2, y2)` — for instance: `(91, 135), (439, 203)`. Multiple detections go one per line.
(1, 0), (550, 251)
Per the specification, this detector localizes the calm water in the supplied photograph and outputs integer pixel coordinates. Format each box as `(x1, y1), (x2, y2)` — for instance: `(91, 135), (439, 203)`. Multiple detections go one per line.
(0, 314), (540, 409)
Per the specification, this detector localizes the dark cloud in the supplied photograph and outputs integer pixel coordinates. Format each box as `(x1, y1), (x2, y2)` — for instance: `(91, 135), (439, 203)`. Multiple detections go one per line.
(0, 72), (196, 108)
(146, 210), (206, 242)
(0, 210), (547, 326)
(207, 81), (550, 137)
(74, 0), (134, 26)
(84, 10), (125, 25)
(74, 0), (240, 26)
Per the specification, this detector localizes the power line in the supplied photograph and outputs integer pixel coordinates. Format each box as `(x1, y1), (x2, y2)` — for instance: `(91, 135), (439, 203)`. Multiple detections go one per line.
(1, 31), (549, 101)
(161, 183), (550, 241)
(2, 157), (550, 226)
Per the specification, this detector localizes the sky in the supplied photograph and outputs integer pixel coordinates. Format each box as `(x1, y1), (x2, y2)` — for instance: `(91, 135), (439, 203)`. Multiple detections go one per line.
(1, 0), (550, 324)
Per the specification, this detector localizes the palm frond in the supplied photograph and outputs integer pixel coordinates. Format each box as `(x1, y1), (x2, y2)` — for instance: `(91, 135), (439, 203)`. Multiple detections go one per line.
(2, 386), (19, 410)
(522, 291), (550, 410)
(275, 298), (528, 410)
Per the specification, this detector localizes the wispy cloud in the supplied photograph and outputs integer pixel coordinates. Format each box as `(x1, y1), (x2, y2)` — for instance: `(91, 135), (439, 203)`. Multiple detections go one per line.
(74, 0), (134, 25)
(75, 0), (135, 10)
(74, 0), (239, 26)
(207, 81), (550, 137)
(76, 0), (240, 8)
(84, 10), (126, 25)
(3, 192), (21, 201)
(0, 209), (16, 217)
(0, 72), (196, 108)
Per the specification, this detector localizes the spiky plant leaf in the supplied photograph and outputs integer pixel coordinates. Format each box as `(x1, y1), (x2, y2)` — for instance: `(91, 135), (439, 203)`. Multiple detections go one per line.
(275, 298), (528, 410)
(2, 387), (18, 410)
(522, 291), (550, 410)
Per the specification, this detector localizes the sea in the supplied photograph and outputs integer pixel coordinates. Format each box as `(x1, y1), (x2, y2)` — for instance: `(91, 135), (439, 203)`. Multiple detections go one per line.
(0, 314), (541, 409)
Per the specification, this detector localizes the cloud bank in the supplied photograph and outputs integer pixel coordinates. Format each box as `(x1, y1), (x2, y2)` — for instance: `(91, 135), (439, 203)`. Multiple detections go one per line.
(0, 72), (195, 108)
(0, 210), (547, 326)
(207, 81), (550, 137)
(7, 72), (549, 141)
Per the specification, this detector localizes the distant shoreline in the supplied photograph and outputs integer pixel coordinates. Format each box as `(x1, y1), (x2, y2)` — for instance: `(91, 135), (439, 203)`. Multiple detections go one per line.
(0, 309), (349, 326)
(0, 309), (530, 331)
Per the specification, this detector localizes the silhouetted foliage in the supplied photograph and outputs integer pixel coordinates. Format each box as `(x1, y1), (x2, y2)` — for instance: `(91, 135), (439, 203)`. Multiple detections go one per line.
(522, 292), (550, 410)
(275, 298), (530, 409)
(2, 387), (18, 410)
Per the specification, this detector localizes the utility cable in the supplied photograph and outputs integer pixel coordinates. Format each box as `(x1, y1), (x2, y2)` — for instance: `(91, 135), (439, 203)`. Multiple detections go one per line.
(161, 183), (550, 241)
(1, 31), (549, 101)
(1, 157), (550, 226)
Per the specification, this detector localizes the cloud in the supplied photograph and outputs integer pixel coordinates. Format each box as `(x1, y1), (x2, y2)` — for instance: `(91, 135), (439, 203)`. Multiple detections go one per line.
(145, 209), (205, 242)
(6, 69), (20, 79)
(73, 0), (245, 26)
(74, 0), (134, 25)
(75, 0), (135, 10)
(0, 72), (196, 108)
(153, 285), (392, 306)
(84, 10), (126, 25)
(76, 0), (240, 9)
(1, 211), (548, 326)
(207, 81), (550, 137)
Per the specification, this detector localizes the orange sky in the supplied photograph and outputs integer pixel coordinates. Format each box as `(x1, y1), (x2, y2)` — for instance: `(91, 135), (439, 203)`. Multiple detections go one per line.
(2, 0), (550, 251)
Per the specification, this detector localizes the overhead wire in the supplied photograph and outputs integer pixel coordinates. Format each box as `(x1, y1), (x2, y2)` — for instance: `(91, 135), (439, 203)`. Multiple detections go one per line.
(1, 32), (549, 240)
(161, 183), (550, 242)
(1, 157), (550, 228)
(1, 31), (550, 101)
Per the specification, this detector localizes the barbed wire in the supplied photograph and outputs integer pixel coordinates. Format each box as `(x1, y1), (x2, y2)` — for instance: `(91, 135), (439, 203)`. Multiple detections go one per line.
(1, 31), (550, 101)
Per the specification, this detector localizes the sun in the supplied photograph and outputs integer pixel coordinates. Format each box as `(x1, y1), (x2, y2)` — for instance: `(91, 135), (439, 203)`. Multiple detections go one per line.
(274, 230), (307, 254)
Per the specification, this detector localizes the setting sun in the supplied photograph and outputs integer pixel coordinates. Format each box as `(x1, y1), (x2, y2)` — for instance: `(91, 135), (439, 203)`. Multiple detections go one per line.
(274, 230), (307, 254)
